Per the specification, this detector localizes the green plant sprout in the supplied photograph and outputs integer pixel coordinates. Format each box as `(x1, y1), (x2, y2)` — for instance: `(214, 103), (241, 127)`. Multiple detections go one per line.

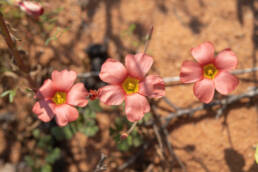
(109, 113), (152, 151)
(25, 129), (61, 172)
(45, 27), (69, 45)
(1, 89), (16, 103)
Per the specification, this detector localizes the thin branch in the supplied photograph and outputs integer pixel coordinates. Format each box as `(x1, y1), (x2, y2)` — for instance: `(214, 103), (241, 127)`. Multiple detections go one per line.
(118, 143), (150, 171)
(77, 71), (99, 78)
(0, 12), (36, 89)
(0, 12), (29, 73)
(78, 67), (258, 82)
(0, 112), (15, 121)
(153, 124), (165, 155)
(162, 96), (180, 111)
(163, 127), (187, 172)
(143, 25), (154, 54)
(231, 67), (258, 75)
(152, 106), (187, 172)
(163, 67), (258, 84)
(94, 153), (107, 172)
(163, 76), (180, 83)
(163, 87), (258, 127)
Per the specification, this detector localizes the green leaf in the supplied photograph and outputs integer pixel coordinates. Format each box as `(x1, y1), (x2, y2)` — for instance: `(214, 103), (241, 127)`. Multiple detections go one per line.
(138, 112), (152, 124)
(25, 88), (34, 93)
(41, 164), (52, 172)
(51, 127), (65, 141)
(1, 90), (11, 98)
(132, 135), (142, 147)
(84, 108), (96, 119)
(80, 125), (99, 137)
(0, 89), (16, 103)
(114, 134), (121, 142)
(38, 135), (52, 149)
(45, 36), (56, 46)
(132, 41), (140, 47)
(25, 155), (35, 167)
(128, 24), (136, 33)
(88, 100), (102, 112)
(63, 126), (73, 140)
(127, 135), (133, 146)
(9, 89), (16, 103)
(45, 148), (61, 164)
(45, 27), (69, 46)
(255, 145), (258, 164)
(117, 138), (131, 151)
(114, 117), (124, 131)
(143, 112), (152, 123)
(32, 129), (40, 139)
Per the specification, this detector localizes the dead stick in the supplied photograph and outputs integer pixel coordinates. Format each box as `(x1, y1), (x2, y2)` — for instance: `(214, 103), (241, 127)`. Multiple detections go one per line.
(0, 12), (29, 73)
(143, 25), (154, 54)
(0, 11), (36, 89)
(163, 87), (258, 127)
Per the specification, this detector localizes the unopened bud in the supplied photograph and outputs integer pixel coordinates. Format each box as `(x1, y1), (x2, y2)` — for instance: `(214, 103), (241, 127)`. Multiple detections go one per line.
(120, 133), (128, 140)
(89, 89), (100, 100)
(18, 1), (44, 17)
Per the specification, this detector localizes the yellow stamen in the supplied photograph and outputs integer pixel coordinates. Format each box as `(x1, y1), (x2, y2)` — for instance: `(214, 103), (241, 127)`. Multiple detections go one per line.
(203, 64), (218, 79)
(122, 77), (139, 95)
(52, 91), (66, 105)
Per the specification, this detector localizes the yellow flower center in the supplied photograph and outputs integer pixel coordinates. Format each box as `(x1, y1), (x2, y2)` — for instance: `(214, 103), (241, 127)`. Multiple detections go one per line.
(122, 77), (139, 95)
(52, 91), (67, 105)
(203, 64), (218, 79)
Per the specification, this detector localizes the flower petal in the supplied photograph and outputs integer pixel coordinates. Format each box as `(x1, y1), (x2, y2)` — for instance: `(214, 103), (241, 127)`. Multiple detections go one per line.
(125, 94), (150, 122)
(36, 79), (55, 99)
(139, 75), (165, 98)
(191, 42), (214, 65)
(215, 49), (238, 71)
(125, 53), (153, 79)
(99, 85), (125, 105)
(214, 71), (239, 95)
(52, 70), (77, 92)
(67, 83), (89, 107)
(180, 60), (203, 83)
(32, 100), (55, 122)
(99, 58), (128, 84)
(193, 79), (215, 103)
(54, 104), (79, 127)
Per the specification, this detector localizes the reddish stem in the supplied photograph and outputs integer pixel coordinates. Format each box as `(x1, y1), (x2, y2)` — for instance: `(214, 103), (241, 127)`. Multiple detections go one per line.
(0, 11), (36, 89)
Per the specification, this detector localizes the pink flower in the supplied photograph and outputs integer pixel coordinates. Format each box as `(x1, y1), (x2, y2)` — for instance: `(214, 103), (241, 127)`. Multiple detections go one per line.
(180, 42), (239, 103)
(99, 53), (165, 122)
(33, 70), (89, 127)
(18, 1), (44, 17)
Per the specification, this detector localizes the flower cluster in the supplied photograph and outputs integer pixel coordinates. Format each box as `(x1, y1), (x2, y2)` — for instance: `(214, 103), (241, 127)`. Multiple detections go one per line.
(33, 53), (165, 126)
(33, 42), (239, 126)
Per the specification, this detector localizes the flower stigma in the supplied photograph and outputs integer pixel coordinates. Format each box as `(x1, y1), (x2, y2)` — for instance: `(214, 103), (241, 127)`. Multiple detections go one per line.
(52, 91), (67, 105)
(122, 77), (139, 95)
(203, 64), (218, 79)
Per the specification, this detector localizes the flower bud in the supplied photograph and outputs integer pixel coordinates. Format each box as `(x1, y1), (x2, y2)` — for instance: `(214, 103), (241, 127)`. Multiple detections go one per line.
(120, 133), (128, 140)
(18, 1), (44, 17)
(89, 89), (100, 100)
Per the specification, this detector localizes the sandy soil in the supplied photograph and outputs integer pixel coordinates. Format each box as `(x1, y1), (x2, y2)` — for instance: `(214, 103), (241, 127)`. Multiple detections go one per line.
(0, 0), (257, 171)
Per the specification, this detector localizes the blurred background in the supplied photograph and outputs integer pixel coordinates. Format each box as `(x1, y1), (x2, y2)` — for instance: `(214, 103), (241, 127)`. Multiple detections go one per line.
(0, 0), (257, 171)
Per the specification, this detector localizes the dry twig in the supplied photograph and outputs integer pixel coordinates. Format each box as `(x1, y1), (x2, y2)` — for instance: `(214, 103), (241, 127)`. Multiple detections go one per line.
(163, 87), (258, 127)
(94, 153), (107, 172)
(163, 67), (258, 84)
